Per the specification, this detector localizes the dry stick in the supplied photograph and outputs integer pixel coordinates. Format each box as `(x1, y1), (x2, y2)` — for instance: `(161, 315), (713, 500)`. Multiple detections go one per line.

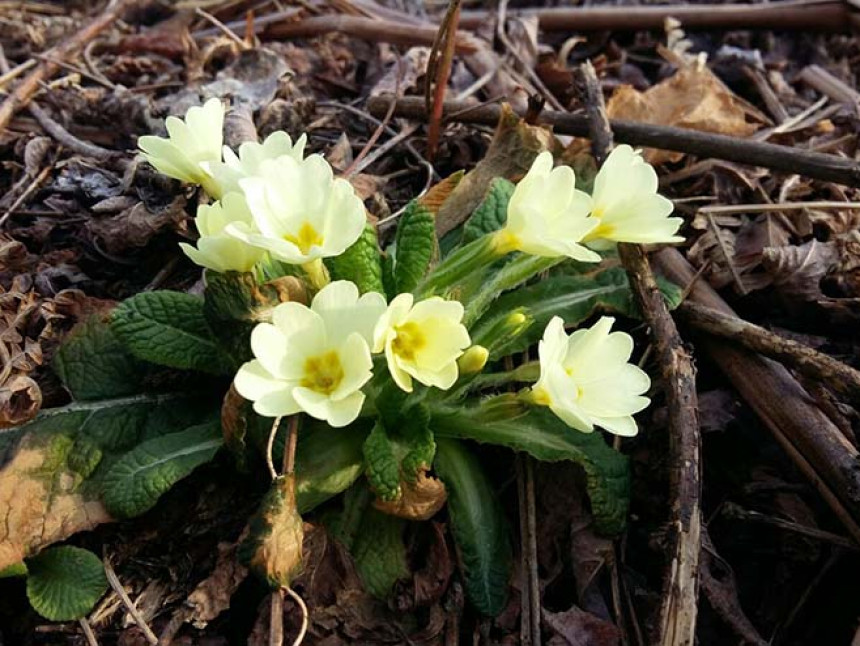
(264, 14), (478, 54)
(365, 96), (860, 188)
(79, 618), (99, 646)
(0, 0), (134, 135)
(523, 456), (540, 645)
(425, 0), (462, 161)
(28, 102), (116, 161)
(678, 301), (860, 404)
(797, 64), (860, 106)
(721, 503), (859, 551)
(654, 248), (860, 541)
(458, 0), (853, 32)
(103, 560), (158, 645)
(580, 62), (701, 646)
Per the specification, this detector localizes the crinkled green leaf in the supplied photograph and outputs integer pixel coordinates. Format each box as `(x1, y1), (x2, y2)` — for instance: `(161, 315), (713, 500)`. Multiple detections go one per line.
(393, 200), (437, 293)
(0, 562), (27, 578)
(53, 315), (143, 401)
(326, 223), (385, 294)
(434, 438), (511, 616)
(461, 177), (514, 245)
(363, 403), (435, 502)
(111, 291), (231, 374)
(25, 546), (107, 621)
(350, 507), (409, 598)
(295, 422), (368, 514)
(101, 421), (222, 518)
(432, 399), (630, 534)
(239, 475), (304, 589)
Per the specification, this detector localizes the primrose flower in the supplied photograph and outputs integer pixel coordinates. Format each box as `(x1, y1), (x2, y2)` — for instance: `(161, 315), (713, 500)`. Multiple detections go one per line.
(494, 152), (601, 262)
(234, 281), (386, 427)
(206, 131), (308, 196)
(138, 98), (224, 196)
(528, 316), (650, 437)
(582, 145), (683, 248)
(228, 154), (365, 266)
(373, 294), (471, 393)
(179, 192), (264, 273)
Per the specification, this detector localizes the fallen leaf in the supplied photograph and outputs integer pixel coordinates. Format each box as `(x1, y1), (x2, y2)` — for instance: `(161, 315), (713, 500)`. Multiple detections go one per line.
(761, 239), (839, 301)
(186, 542), (249, 628)
(87, 197), (186, 255)
(394, 522), (453, 610)
(203, 48), (291, 111)
(0, 375), (41, 428)
(373, 469), (447, 521)
(542, 605), (621, 646)
(607, 57), (760, 164)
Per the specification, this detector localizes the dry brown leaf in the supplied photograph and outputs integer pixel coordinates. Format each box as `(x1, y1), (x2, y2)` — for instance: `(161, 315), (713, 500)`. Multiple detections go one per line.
(436, 104), (554, 236)
(87, 197), (187, 255)
(607, 59), (759, 164)
(373, 469), (447, 521)
(0, 375), (41, 428)
(186, 542), (249, 628)
(542, 605), (621, 646)
(761, 239), (839, 301)
(0, 435), (112, 570)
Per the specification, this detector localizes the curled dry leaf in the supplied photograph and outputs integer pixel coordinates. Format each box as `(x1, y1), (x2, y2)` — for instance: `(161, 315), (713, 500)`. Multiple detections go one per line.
(541, 604), (621, 646)
(0, 375), (42, 428)
(373, 469), (447, 521)
(761, 239), (840, 301)
(185, 542), (249, 628)
(240, 475), (304, 589)
(607, 57), (760, 164)
(87, 197), (187, 255)
(0, 435), (112, 570)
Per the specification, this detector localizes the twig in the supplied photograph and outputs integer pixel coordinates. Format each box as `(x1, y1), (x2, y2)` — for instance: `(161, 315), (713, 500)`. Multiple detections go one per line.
(654, 248), (860, 537)
(706, 214), (747, 294)
(721, 503), (858, 551)
(365, 95), (860, 188)
(425, 0), (462, 161)
(523, 456), (540, 644)
(103, 559), (158, 645)
(696, 200), (860, 215)
(515, 455), (532, 646)
(580, 62), (701, 646)
(282, 415), (299, 475)
(264, 14), (478, 53)
(79, 618), (99, 646)
(270, 588), (284, 646)
(797, 64), (860, 107)
(0, 165), (52, 228)
(0, 59), (37, 90)
(457, 0), (853, 32)
(679, 301), (860, 404)
(195, 7), (248, 48)
(265, 416), (282, 481)
(771, 549), (842, 645)
(0, 0), (134, 135)
(28, 102), (116, 161)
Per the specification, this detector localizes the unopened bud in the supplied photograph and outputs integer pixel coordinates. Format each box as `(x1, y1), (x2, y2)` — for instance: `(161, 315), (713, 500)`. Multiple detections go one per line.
(458, 345), (489, 375)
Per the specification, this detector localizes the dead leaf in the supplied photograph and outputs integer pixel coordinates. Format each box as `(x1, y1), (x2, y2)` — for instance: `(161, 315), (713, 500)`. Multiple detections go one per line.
(542, 605), (621, 646)
(374, 469), (447, 521)
(240, 475), (304, 589)
(203, 48), (291, 111)
(118, 12), (193, 62)
(436, 104), (554, 236)
(761, 239), (839, 301)
(371, 47), (430, 96)
(607, 58), (760, 164)
(394, 522), (453, 610)
(0, 375), (41, 428)
(0, 434), (112, 570)
(87, 197), (187, 255)
(186, 542), (249, 628)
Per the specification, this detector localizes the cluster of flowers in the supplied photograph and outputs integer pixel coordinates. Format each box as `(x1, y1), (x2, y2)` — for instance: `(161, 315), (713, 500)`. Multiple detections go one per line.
(139, 98), (682, 436)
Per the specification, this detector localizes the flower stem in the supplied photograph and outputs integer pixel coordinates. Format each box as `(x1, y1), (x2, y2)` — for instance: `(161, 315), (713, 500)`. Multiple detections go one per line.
(301, 258), (330, 290)
(415, 233), (506, 297)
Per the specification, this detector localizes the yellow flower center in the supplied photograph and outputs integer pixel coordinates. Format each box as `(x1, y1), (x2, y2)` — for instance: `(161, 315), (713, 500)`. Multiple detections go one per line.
(300, 350), (344, 395)
(391, 322), (426, 361)
(285, 221), (324, 254)
(492, 229), (521, 254)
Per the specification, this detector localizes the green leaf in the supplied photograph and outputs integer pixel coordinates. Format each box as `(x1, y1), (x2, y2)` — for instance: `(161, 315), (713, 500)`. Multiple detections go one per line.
(432, 399), (630, 534)
(350, 507), (409, 598)
(25, 546), (107, 621)
(0, 562), (27, 578)
(101, 421), (222, 518)
(363, 403), (435, 502)
(393, 200), (437, 293)
(462, 177), (514, 245)
(471, 266), (639, 359)
(325, 223), (385, 294)
(295, 421), (368, 514)
(53, 315), (143, 401)
(111, 291), (231, 374)
(434, 439), (511, 616)
(240, 475), (304, 589)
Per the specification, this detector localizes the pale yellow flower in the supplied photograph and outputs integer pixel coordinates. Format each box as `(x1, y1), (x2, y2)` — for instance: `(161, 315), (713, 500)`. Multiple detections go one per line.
(582, 145), (683, 248)
(228, 154), (365, 265)
(529, 316), (650, 436)
(494, 152), (601, 262)
(234, 281), (386, 427)
(373, 294), (471, 393)
(206, 131), (308, 196)
(138, 98), (224, 196)
(179, 192), (264, 273)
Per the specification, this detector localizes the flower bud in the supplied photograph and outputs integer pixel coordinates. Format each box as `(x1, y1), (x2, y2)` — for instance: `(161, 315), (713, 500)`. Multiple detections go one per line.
(457, 345), (489, 375)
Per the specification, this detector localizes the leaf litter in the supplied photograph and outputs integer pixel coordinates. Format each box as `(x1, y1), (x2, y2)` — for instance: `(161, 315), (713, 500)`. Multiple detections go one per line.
(2, 0), (860, 644)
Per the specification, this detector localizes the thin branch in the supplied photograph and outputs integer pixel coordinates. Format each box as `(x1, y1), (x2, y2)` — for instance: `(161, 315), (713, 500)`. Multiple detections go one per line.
(580, 62), (701, 646)
(284, 586), (309, 646)
(270, 588), (284, 646)
(265, 416), (282, 481)
(79, 618), (99, 646)
(365, 95), (860, 188)
(103, 559), (158, 646)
